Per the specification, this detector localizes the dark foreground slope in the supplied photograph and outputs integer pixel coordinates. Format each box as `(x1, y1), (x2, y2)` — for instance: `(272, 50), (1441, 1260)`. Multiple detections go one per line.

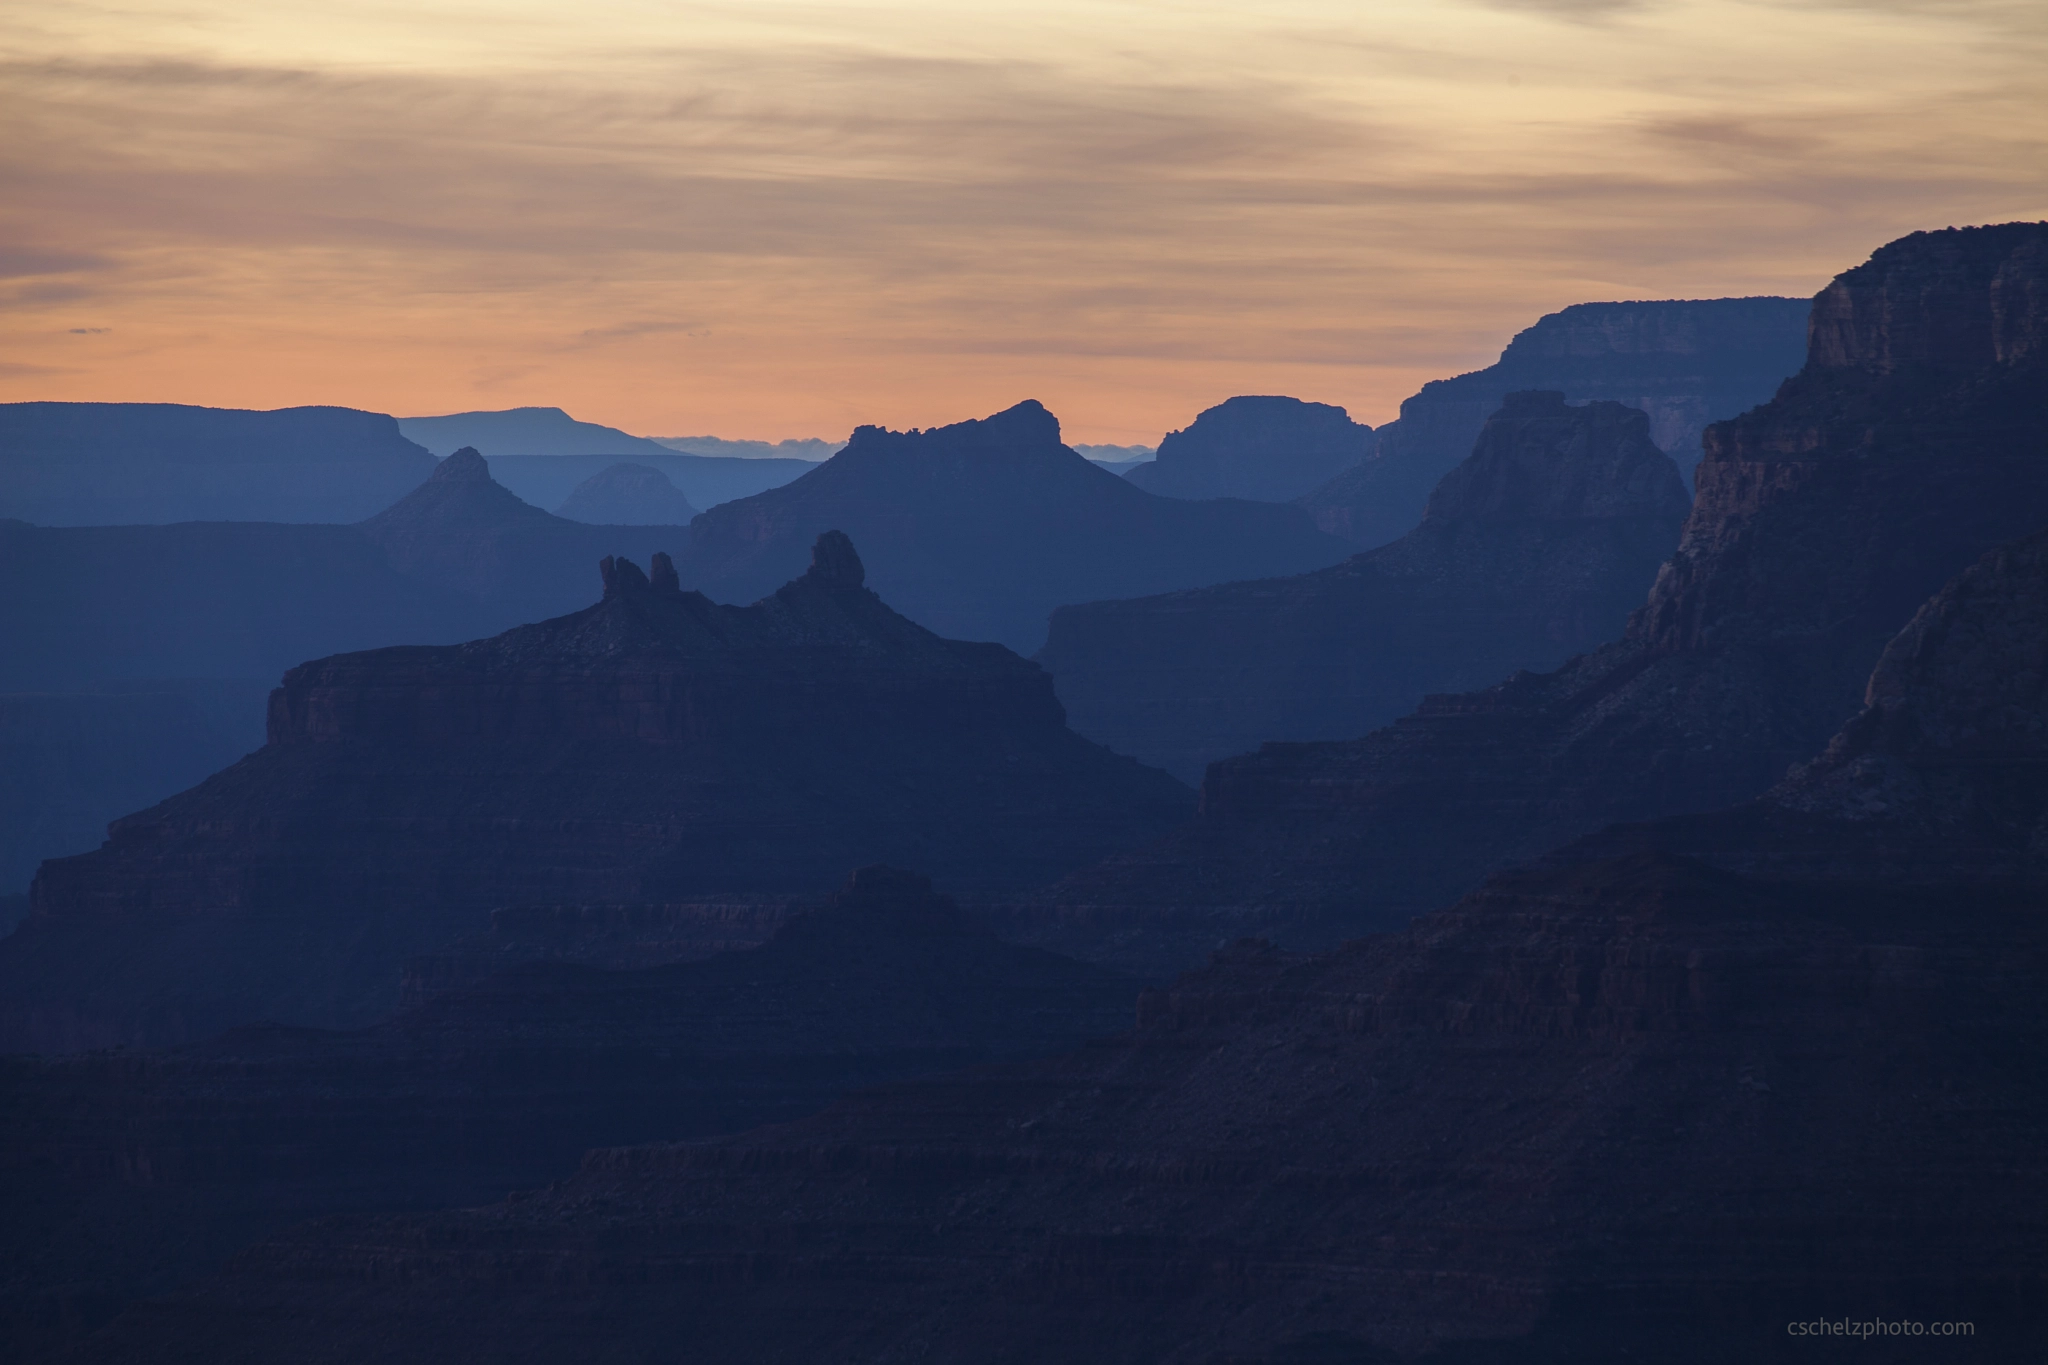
(1301, 296), (1805, 547)
(77, 519), (2048, 1365)
(1017, 223), (2048, 972)
(0, 402), (438, 525)
(0, 534), (1190, 1052)
(1124, 396), (1374, 503)
(0, 868), (1139, 1359)
(672, 400), (1350, 653)
(1041, 393), (1690, 780)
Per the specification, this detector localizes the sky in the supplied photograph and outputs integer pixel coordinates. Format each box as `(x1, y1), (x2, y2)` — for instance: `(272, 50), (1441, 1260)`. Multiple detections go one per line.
(2, 0), (2044, 444)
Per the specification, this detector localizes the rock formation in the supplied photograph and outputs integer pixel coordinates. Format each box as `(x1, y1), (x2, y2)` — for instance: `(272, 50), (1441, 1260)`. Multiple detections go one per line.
(554, 462), (699, 525)
(357, 446), (693, 622)
(0, 533), (1189, 1052)
(0, 401), (439, 525)
(1040, 393), (1690, 780)
(1011, 223), (2048, 973)
(0, 867), (1141, 1359)
(1300, 296), (1807, 547)
(1124, 396), (1375, 502)
(670, 400), (1350, 653)
(70, 539), (2048, 1363)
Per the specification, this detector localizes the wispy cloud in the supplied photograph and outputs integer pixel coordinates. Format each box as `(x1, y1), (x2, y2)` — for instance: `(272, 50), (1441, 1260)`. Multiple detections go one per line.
(0, 0), (2040, 439)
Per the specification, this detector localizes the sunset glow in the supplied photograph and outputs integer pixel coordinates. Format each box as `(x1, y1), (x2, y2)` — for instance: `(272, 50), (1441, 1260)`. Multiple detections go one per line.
(4, 0), (2043, 442)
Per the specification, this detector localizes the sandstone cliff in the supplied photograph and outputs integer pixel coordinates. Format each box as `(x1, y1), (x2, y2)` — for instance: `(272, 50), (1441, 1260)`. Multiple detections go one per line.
(78, 550), (2048, 1362)
(1013, 223), (2048, 972)
(1039, 393), (1690, 779)
(670, 400), (1350, 653)
(0, 534), (1190, 1051)
(1123, 395), (1375, 502)
(1299, 296), (1806, 547)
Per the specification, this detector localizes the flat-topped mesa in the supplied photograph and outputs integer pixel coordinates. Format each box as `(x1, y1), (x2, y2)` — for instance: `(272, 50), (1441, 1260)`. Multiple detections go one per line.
(1126, 395), (1374, 502)
(1420, 391), (1692, 524)
(668, 399), (1346, 653)
(5, 533), (1190, 1050)
(1016, 224), (2048, 973)
(1298, 296), (1808, 546)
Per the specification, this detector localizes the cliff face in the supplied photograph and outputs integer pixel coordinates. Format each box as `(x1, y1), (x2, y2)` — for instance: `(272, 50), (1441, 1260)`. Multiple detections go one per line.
(1298, 296), (1807, 548)
(0, 534), (1190, 1052)
(1013, 224), (2048, 974)
(554, 463), (698, 525)
(672, 401), (1350, 653)
(0, 401), (439, 525)
(1039, 393), (1690, 780)
(1123, 395), (1374, 503)
(84, 598), (2048, 1362)
(0, 867), (1142, 1359)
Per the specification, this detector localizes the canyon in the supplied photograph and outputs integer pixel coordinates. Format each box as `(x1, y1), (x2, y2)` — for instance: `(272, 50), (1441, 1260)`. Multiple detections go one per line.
(0, 531), (1189, 1053)
(1299, 296), (1808, 548)
(1041, 393), (1691, 780)
(1014, 224), (2048, 974)
(67, 505), (2048, 1363)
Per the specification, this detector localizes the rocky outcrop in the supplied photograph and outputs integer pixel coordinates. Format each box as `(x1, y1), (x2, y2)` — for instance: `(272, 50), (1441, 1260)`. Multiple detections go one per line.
(77, 609), (2048, 1361)
(357, 446), (695, 621)
(671, 401), (1350, 653)
(0, 867), (1142, 1358)
(1123, 396), (1374, 502)
(0, 401), (438, 525)
(1299, 296), (1807, 547)
(1009, 224), (2048, 973)
(554, 463), (699, 525)
(0, 534), (1191, 1052)
(1039, 393), (1690, 779)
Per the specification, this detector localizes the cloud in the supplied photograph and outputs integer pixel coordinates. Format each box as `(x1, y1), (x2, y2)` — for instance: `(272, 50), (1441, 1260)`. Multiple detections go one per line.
(0, 2), (2040, 435)
(0, 246), (112, 278)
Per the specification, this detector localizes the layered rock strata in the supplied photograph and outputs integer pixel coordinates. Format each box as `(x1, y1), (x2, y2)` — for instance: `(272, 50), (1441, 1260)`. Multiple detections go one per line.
(73, 551), (2048, 1362)
(0, 868), (1140, 1359)
(0, 534), (1190, 1051)
(1014, 223), (2048, 972)
(1124, 395), (1375, 502)
(1300, 295), (1807, 547)
(1040, 393), (1690, 779)
(671, 400), (1349, 653)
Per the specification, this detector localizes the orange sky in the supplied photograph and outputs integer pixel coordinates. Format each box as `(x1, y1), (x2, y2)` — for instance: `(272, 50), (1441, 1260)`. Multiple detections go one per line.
(3, 0), (2044, 444)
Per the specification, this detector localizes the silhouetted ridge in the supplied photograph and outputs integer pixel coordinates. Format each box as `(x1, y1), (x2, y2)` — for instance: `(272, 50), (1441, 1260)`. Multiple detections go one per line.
(1018, 222), (2048, 972)
(671, 400), (1346, 651)
(0, 535), (1190, 1050)
(1040, 392), (1689, 780)
(1126, 395), (1373, 502)
(95, 501), (2048, 1362)
(555, 462), (698, 525)
(1298, 295), (1807, 545)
